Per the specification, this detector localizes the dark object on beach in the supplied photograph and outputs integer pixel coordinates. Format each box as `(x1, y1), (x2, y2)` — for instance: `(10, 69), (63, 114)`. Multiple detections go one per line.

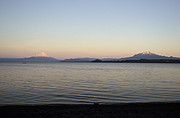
(93, 102), (100, 105)
(0, 102), (179, 118)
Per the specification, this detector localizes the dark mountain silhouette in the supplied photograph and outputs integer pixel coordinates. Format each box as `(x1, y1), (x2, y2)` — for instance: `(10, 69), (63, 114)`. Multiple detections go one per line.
(92, 59), (180, 63)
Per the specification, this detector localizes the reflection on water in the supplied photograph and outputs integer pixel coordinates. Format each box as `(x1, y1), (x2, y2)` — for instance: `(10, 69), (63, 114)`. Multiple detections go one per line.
(0, 62), (180, 104)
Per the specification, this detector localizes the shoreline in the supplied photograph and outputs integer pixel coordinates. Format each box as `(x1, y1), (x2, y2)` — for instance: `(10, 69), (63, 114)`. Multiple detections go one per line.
(1, 101), (180, 106)
(1, 102), (179, 118)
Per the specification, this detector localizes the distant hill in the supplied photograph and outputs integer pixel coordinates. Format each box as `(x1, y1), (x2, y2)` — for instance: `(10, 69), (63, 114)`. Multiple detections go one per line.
(62, 58), (96, 62)
(0, 56), (59, 62)
(92, 59), (180, 63)
(0, 58), (25, 62)
(61, 58), (122, 62)
(119, 51), (179, 60)
(23, 56), (59, 62)
(0, 52), (59, 62)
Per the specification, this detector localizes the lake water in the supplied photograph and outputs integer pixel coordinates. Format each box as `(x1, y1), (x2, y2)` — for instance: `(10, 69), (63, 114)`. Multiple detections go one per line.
(0, 62), (180, 105)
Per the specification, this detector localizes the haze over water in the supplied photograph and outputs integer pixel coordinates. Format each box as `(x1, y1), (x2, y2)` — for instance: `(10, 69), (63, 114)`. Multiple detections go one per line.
(0, 62), (180, 105)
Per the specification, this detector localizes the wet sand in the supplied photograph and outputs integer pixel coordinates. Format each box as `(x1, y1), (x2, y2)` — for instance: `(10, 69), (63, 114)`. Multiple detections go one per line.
(0, 102), (179, 118)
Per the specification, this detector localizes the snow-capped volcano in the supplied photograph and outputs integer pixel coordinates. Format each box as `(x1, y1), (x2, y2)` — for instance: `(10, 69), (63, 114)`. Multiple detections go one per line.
(23, 52), (59, 62)
(35, 52), (49, 57)
(133, 51), (159, 57)
(141, 51), (154, 55)
(120, 51), (179, 60)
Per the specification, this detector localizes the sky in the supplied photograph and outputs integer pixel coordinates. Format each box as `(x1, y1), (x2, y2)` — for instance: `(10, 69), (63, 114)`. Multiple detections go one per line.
(0, 0), (180, 59)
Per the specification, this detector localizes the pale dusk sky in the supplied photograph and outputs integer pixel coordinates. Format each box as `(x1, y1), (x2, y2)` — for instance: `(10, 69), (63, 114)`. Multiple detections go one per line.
(0, 0), (180, 59)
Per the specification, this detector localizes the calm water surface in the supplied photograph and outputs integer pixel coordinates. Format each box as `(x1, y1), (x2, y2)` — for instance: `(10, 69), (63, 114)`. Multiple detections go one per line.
(0, 62), (180, 104)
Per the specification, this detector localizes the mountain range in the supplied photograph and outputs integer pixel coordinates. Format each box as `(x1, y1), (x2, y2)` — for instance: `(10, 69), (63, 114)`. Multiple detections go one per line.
(119, 51), (179, 60)
(0, 56), (59, 62)
(0, 51), (179, 62)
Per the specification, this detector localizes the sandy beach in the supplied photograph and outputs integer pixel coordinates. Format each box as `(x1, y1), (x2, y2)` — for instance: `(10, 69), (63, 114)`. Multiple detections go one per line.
(0, 102), (179, 118)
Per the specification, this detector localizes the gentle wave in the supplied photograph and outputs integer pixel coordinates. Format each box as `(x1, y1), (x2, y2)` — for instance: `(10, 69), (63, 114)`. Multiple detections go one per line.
(0, 62), (180, 104)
